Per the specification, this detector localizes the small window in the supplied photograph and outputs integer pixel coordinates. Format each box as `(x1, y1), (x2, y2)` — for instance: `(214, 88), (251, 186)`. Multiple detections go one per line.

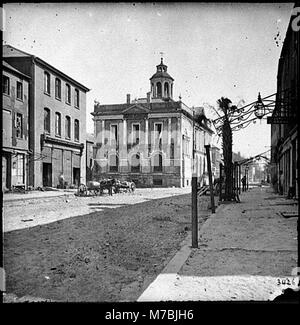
(16, 81), (23, 100)
(44, 71), (50, 94)
(110, 124), (118, 146)
(55, 112), (61, 136)
(170, 138), (175, 160)
(65, 116), (71, 139)
(132, 124), (140, 145)
(156, 82), (162, 97)
(55, 78), (61, 100)
(3, 76), (10, 95)
(12, 154), (25, 184)
(153, 178), (163, 186)
(44, 108), (51, 134)
(74, 89), (79, 108)
(154, 123), (163, 148)
(16, 113), (23, 138)
(74, 119), (79, 141)
(153, 153), (163, 172)
(66, 84), (71, 104)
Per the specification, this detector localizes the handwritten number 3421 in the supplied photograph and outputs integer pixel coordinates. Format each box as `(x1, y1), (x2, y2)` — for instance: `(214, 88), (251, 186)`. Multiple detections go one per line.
(277, 278), (299, 286)
(292, 7), (300, 32)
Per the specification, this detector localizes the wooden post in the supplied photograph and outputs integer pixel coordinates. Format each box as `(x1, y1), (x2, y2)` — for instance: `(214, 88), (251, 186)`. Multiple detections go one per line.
(191, 175), (198, 248)
(246, 167), (249, 190)
(191, 108), (198, 248)
(219, 162), (223, 202)
(205, 145), (215, 213)
(238, 164), (241, 194)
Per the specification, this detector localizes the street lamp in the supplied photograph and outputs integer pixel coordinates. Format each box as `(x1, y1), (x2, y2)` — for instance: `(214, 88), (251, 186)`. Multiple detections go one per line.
(254, 92), (265, 119)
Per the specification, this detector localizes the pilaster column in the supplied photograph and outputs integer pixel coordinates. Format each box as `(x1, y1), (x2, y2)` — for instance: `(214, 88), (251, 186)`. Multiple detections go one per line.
(123, 119), (127, 146)
(101, 120), (105, 145)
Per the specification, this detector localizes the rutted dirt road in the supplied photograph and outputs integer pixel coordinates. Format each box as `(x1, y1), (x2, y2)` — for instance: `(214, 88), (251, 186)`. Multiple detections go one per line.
(3, 188), (212, 302)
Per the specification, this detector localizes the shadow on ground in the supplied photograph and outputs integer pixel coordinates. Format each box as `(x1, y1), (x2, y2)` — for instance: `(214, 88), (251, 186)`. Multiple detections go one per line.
(4, 193), (211, 302)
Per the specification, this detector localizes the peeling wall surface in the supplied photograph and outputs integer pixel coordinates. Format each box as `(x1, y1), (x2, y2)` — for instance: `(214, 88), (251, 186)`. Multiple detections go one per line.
(3, 45), (89, 188)
(2, 65), (30, 189)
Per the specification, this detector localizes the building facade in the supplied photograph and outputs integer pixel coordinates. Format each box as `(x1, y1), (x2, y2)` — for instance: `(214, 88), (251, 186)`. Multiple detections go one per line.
(211, 145), (221, 179)
(86, 133), (95, 182)
(3, 45), (90, 188)
(270, 8), (299, 197)
(2, 61), (30, 191)
(92, 59), (213, 187)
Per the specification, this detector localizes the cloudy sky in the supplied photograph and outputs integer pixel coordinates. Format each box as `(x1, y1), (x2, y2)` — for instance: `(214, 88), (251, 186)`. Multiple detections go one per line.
(3, 2), (294, 158)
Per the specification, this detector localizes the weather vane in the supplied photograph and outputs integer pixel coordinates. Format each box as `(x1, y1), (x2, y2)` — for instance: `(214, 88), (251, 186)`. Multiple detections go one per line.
(159, 51), (164, 63)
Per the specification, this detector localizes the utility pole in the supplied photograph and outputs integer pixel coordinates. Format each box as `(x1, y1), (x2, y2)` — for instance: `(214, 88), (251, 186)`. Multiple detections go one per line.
(191, 108), (198, 248)
(205, 144), (215, 213)
(219, 162), (223, 202)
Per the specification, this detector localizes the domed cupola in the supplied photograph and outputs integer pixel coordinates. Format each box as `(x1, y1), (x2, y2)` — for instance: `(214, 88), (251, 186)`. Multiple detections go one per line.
(150, 58), (174, 99)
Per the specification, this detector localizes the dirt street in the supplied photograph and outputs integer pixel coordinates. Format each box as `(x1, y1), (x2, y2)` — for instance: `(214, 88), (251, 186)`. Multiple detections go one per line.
(3, 188), (213, 302)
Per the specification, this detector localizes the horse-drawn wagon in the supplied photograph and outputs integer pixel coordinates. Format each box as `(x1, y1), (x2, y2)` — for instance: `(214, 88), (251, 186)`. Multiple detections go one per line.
(77, 179), (135, 196)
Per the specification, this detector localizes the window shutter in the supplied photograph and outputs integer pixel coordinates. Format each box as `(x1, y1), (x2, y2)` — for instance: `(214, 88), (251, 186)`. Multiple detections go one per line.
(12, 111), (17, 146)
(23, 115), (28, 138)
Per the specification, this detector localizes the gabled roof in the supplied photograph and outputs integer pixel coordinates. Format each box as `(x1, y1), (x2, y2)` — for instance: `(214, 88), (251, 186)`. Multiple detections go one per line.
(3, 44), (90, 92)
(3, 45), (32, 58)
(122, 103), (150, 114)
(2, 61), (31, 79)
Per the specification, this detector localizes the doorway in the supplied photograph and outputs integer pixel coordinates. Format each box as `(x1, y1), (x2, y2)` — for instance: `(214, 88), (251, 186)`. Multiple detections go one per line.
(73, 168), (80, 187)
(43, 163), (52, 187)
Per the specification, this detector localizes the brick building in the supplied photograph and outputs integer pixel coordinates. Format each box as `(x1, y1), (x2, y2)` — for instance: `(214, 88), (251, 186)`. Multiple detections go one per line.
(92, 59), (213, 187)
(2, 61), (30, 191)
(270, 6), (299, 197)
(3, 45), (90, 188)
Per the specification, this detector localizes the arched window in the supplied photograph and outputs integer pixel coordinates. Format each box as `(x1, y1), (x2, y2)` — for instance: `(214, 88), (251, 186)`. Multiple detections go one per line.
(55, 112), (61, 136)
(156, 82), (162, 97)
(74, 119), (79, 141)
(66, 84), (71, 104)
(109, 154), (119, 172)
(153, 153), (163, 172)
(65, 116), (71, 139)
(55, 78), (61, 99)
(164, 82), (169, 97)
(131, 153), (140, 172)
(44, 108), (50, 134)
(74, 89), (80, 108)
(44, 71), (50, 94)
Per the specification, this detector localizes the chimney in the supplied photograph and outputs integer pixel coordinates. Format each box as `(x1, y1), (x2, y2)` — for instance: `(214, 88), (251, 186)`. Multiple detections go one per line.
(147, 92), (151, 104)
(126, 94), (131, 104)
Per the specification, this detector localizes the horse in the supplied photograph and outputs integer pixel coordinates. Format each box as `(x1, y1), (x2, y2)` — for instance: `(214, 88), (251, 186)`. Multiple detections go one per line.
(113, 179), (136, 193)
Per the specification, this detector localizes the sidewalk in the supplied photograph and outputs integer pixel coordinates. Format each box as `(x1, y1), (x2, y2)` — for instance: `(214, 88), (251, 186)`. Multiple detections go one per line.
(2, 189), (77, 203)
(138, 186), (298, 301)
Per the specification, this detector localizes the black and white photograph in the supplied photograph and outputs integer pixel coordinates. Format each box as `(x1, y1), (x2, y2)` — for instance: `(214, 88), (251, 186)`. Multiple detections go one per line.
(1, 2), (299, 307)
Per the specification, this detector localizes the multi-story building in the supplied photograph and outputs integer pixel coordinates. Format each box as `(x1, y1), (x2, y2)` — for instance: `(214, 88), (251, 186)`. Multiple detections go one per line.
(211, 145), (221, 179)
(270, 6), (299, 197)
(3, 45), (90, 188)
(86, 133), (95, 182)
(2, 61), (30, 191)
(92, 59), (213, 187)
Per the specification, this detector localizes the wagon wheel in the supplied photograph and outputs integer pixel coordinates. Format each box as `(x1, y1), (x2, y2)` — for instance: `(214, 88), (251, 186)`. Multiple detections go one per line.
(78, 184), (87, 196)
(94, 188), (101, 196)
